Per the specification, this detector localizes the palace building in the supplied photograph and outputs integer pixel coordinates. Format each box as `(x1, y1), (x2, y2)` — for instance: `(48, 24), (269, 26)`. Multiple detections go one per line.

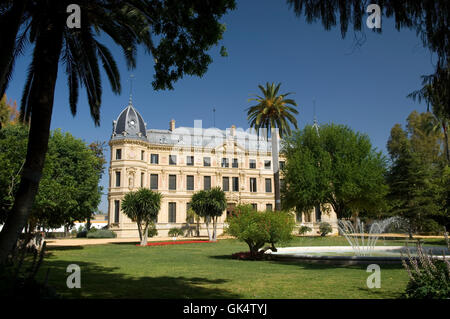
(107, 100), (338, 237)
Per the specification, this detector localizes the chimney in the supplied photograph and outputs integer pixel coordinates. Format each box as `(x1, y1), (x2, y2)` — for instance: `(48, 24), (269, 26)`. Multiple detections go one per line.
(169, 119), (175, 131)
(231, 125), (236, 137)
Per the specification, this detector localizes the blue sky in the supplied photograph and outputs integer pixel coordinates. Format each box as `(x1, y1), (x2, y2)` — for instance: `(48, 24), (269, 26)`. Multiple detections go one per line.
(5, 1), (435, 213)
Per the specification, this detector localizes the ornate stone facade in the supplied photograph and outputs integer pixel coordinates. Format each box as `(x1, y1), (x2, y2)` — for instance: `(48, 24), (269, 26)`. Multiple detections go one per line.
(107, 101), (338, 237)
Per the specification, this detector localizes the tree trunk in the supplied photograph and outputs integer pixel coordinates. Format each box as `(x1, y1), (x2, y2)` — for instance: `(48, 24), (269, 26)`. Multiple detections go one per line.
(141, 223), (149, 246)
(212, 216), (217, 242)
(0, 12), (64, 264)
(0, 0), (26, 97)
(443, 121), (449, 164)
(205, 217), (211, 241)
(271, 127), (281, 211)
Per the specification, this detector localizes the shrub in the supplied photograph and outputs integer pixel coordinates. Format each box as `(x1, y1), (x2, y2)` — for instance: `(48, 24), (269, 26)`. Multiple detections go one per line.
(148, 222), (158, 238)
(225, 205), (295, 258)
(298, 225), (312, 235)
(402, 244), (450, 299)
(319, 222), (332, 236)
(86, 229), (117, 238)
(168, 228), (184, 238)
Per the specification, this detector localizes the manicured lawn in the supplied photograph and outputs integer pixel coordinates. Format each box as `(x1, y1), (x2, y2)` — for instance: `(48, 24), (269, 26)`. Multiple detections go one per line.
(36, 236), (445, 299)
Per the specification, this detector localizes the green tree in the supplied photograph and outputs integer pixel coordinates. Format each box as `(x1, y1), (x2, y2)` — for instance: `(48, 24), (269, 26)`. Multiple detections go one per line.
(190, 187), (226, 242)
(0, 0), (236, 263)
(387, 112), (446, 236)
(246, 82), (299, 211)
(121, 188), (162, 246)
(31, 129), (104, 232)
(0, 126), (104, 233)
(225, 205), (295, 257)
(282, 124), (388, 219)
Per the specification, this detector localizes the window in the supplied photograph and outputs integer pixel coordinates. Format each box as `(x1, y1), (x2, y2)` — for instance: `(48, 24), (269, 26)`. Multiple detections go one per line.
(116, 149), (122, 160)
(169, 175), (177, 190)
(168, 202), (176, 223)
(249, 159), (256, 169)
(315, 205), (322, 222)
(150, 174), (158, 190)
(232, 177), (239, 192)
(115, 171), (121, 187)
(114, 200), (120, 223)
(141, 172), (144, 187)
(186, 175), (194, 191)
(222, 177), (229, 191)
(266, 204), (273, 211)
(186, 155), (194, 166)
(264, 160), (271, 169)
(221, 158), (229, 168)
(265, 178), (272, 193)
(279, 161), (285, 170)
(251, 203), (257, 210)
(250, 178), (257, 192)
(204, 176), (211, 190)
(169, 155), (177, 165)
(232, 158), (238, 168)
(141, 150), (145, 161)
(150, 154), (159, 164)
(203, 157), (211, 167)
(296, 212), (302, 223)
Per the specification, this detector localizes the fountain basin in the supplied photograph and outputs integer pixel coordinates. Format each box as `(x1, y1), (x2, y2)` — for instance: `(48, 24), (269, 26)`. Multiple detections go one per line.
(265, 246), (450, 265)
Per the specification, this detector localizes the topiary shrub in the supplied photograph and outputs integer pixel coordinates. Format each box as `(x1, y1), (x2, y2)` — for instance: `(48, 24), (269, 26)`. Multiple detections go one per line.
(319, 222), (332, 236)
(298, 225), (312, 235)
(86, 229), (117, 238)
(168, 228), (184, 238)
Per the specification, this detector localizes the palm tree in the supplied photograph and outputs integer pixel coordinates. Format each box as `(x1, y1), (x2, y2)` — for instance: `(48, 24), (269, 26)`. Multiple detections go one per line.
(246, 82), (299, 211)
(408, 66), (450, 164)
(121, 188), (162, 246)
(191, 187), (226, 242)
(0, 0), (235, 263)
(0, 1), (153, 263)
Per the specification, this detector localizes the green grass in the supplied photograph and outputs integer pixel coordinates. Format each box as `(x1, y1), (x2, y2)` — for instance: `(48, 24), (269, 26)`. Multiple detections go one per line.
(35, 236), (446, 299)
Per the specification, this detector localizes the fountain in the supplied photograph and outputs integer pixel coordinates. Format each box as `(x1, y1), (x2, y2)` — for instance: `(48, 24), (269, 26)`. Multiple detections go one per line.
(266, 217), (450, 264)
(337, 217), (399, 256)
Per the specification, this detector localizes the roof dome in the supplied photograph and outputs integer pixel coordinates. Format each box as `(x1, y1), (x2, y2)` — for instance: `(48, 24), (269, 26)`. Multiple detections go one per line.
(112, 101), (147, 139)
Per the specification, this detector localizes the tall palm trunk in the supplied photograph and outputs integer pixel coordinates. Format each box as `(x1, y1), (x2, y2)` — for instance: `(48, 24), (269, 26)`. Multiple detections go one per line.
(0, 13), (64, 264)
(443, 121), (449, 164)
(0, 0), (26, 96)
(271, 127), (281, 211)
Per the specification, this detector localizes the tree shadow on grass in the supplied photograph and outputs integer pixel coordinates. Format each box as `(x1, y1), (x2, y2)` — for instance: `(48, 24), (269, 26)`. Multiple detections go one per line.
(36, 258), (241, 299)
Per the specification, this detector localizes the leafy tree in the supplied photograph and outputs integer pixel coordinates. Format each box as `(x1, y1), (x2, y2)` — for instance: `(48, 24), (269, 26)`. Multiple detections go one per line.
(387, 112), (447, 235)
(121, 188), (162, 246)
(225, 205), (295, 257)
(0, 0), (236, 263)
(0, 126), (104, 232)
(190, 187), (226, 242)
(0, 94), (18, 129)
(246, 82), (299, 211)
(31, 129), (104, 232)
(282, 123), (388, 219)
